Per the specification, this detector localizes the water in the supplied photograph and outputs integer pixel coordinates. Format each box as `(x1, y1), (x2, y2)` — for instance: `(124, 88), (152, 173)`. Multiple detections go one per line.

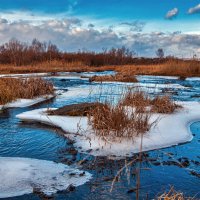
(0, 72), (200, 199)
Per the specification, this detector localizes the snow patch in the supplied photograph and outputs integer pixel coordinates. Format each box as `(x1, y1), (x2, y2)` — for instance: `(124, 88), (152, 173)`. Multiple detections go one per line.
(0, 95), (54, 110)
(0, 157), (92, 198)
(0, 73), (49, 78)
(136, 75), (179, 80)
(17, 102), (200, 158)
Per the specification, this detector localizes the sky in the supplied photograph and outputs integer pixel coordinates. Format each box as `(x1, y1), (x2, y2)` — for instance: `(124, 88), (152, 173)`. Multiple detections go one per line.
(1, 0), (200, 57)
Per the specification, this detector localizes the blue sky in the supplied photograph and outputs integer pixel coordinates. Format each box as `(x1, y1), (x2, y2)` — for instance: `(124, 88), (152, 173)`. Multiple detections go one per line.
(0, 0), (200, 57)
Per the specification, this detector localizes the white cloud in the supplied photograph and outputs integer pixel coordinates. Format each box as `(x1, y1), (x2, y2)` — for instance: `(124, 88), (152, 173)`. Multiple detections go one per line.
(165, 8), (179, 19)
(188, 4), (200, 14)
(0, 17), (200, 58)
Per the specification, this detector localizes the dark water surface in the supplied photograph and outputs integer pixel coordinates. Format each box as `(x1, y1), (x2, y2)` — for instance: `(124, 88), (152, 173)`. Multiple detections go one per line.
(0, 73), (200, 199)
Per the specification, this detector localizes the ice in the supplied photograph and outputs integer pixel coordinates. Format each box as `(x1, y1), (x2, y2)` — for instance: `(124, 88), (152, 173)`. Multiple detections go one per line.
(0, 95), (54, 110)
(0, 157), (92, 198)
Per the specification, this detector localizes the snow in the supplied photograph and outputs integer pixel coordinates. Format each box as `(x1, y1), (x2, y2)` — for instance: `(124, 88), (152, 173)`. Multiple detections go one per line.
(136, 75), (179, 80)
(92, 81), (187, 89)
(186, 77), (200, 81)
(0, 73), (49, 78)
(17, 101), (200, 158)
(0, 95), (54, 110)
(0, 157), (92, 198)
(50, 75), (89, 80)
(59, 81), (186, 102)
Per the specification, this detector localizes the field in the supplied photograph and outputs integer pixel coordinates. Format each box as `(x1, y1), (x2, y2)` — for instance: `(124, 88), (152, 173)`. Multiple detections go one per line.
(0, 59), (200, 78)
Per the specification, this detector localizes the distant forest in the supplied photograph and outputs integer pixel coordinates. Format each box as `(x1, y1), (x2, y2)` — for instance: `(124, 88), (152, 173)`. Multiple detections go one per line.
(0, 39), (181, 66)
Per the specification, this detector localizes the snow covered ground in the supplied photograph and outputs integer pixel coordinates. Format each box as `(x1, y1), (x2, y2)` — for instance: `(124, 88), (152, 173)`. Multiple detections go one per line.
(0, 157), (92, 198)
(0, 95), (54, 110)
(17, 101), (200, 158)
(0, 73), (49, 78)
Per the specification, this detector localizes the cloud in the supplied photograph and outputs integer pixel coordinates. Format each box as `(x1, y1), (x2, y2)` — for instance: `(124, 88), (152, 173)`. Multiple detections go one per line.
(0, 17), (200, 57)
(188, 4), (200, 14)
(120, 21), (146, 32)
(0, 18), (124, 52)
(165, 8), (179, 19)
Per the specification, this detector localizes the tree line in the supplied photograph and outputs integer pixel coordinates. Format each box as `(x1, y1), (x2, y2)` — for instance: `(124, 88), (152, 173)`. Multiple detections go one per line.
(0, 38), (175, 66)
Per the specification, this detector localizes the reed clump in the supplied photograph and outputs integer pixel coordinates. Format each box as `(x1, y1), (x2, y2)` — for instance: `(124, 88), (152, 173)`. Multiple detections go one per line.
(0, 77), (54, 105)
(89, 73), (138, 83)
(88, 100), (154, 140)
(88, 88), (181, 140)
(151, 96), (181, 114)
(121, 89), (181, 114)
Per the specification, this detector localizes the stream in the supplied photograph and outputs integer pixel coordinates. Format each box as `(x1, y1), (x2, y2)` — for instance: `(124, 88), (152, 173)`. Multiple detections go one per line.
(0, 72), (200, 199)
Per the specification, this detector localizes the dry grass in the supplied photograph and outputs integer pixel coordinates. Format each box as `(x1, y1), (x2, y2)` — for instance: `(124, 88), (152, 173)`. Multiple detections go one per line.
(89, 73), (138, 83)
(121, 88), (181, 114)
(120, 90), (150, 113)
(0, 77), (54, 105)
(115, 60), (200, 77)
(88, 101), (154, 140)
(48, 102), (103, 116)
(157, 187), (193, 200)
(0, 61), (115, 74)
(0, 59), (200, 78)
(151, 96), (181, 114)
(88, 87), (180, 139)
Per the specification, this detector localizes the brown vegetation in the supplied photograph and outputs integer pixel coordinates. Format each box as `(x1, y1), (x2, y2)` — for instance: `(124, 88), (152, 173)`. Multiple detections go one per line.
(48, 102), (103, 116)
(0, 39), (200, 78)
(0, 78), (54, 105)
(157, 187), (192, 200)
(115, 59), (200, 77)
(0, 39), (136, 66)
(121, 89), (181, 114)
(0, 59), (199, 78)
(151, 96), (181, 114)
(88, 101), (154, 139)
(89, 73), (138, 83)
(0, 61), (115, 74)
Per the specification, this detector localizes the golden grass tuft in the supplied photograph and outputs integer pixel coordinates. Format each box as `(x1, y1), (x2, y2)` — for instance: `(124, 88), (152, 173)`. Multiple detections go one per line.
(157, 187), (193, 200)
(151, 96), (181, 114)
(88, 88), (181, 140)
(88, 100), (154, 140)
(121, 88), (181, 114)
(89, 73), (138, 83)
(0, 77), (54, 105)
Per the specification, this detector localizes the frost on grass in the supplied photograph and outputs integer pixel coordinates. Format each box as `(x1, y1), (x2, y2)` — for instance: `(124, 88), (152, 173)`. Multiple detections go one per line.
(0, 157), (92, 198)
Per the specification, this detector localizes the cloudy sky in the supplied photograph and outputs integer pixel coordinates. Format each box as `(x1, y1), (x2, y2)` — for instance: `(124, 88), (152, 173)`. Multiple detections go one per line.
(1, 0), (200, 57)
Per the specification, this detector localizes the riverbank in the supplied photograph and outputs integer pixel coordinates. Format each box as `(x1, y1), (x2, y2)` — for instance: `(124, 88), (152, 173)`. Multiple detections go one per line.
(0, 59), (200, 78)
